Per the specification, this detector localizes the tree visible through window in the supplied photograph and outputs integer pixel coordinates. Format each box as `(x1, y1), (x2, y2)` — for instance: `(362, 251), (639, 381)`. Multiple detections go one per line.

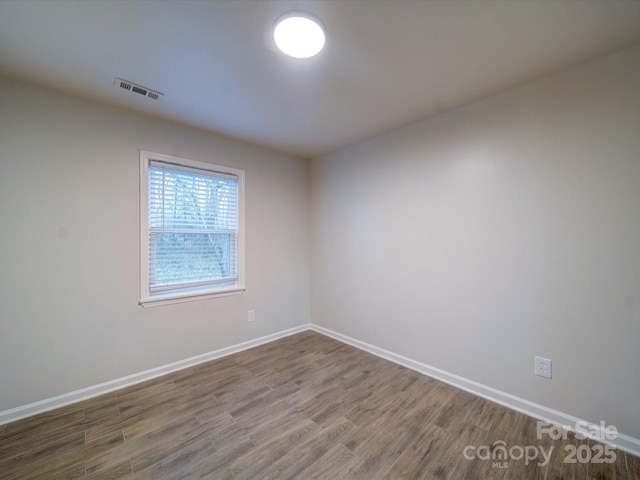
(140, 151), (244, 305)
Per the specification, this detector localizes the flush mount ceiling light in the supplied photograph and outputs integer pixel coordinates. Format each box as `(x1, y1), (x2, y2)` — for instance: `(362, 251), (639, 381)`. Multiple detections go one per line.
(274, 12), (325, 59)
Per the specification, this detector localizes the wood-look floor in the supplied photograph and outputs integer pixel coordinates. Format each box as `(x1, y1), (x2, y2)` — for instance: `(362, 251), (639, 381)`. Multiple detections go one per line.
(0, 331), (638, 479)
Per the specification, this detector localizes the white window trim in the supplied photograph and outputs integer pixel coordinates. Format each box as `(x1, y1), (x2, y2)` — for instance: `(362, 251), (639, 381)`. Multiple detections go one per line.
(139, 150), (245, 307)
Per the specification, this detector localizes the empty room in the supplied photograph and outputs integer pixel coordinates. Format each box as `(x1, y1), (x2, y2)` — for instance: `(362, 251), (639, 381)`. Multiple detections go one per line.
(1, 1), (639, 478)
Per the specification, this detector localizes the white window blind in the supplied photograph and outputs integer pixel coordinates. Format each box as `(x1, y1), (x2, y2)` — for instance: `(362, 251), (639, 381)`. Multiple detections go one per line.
(142, 154), (242, 302)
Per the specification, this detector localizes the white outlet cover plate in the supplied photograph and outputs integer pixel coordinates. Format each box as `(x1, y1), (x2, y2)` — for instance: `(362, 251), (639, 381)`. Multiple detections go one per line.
(535, 356), (552, 379)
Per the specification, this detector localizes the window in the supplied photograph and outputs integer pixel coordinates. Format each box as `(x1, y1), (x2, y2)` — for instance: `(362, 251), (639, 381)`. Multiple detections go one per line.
(139, 151), (244, 307)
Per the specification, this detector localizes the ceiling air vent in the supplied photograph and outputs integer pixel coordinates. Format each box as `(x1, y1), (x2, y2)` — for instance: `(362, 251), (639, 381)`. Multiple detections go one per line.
(114, 78), (163, 101)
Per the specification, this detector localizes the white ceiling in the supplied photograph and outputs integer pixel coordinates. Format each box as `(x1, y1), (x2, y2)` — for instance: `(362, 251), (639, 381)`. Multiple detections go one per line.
(1, 0), (640, 158)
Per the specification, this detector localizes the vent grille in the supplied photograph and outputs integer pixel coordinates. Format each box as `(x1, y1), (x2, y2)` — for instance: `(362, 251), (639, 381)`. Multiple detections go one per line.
(114, 78), (163, 101)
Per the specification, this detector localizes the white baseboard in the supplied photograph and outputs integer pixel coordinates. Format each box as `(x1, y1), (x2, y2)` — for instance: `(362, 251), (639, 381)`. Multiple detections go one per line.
(2, 322), (638, 458)
(310, 324), (640, 458)
(0, 324), (310, 426)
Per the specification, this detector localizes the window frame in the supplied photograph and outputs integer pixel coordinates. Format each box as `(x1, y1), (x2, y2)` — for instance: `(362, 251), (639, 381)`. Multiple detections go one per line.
(139, 150), (245, 307)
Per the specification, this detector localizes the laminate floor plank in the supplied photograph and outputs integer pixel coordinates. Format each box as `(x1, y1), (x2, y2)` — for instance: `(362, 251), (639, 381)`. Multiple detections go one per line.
(2, 409), (85, 441)
(228, 381), (299, 424)
(6, 446), (86, 480)
(387, 374), (440, 411)
(343, 393), (400, 428)
(297, 385), (372, 427)
(229, 418), (320, 480)
(127, 417), (214, 473)
(83, 428), (127, 476)
(0, 330), (637, 479)
(341, 401), (410, 456)
(628, 451), (640, 480)
(297, 443), (360, 480)
(0, 429), (85, 480)
(255, 416), (357, 480)
(382, 422), (447, 479)
(347, 405), (442, 479)
(86, 459), (133, 480)
(414, 427), (472, 480)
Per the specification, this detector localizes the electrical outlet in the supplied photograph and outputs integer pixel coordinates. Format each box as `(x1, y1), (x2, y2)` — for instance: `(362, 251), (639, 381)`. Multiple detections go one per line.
(535, 356), (552, 379)
(247, 310), (256, 323)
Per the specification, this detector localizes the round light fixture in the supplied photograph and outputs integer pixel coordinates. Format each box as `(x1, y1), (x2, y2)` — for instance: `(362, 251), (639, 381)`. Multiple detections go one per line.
(274, 13), (325, 59)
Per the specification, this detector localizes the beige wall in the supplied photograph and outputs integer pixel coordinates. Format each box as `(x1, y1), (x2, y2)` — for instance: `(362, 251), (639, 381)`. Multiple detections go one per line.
(311, 45), (640, 439)
(2, 43), (640, 442)
(0, 76), (310, 410)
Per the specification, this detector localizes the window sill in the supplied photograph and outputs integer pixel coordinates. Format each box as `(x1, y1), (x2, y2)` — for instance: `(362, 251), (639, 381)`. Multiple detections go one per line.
(139, 286), (245, 308)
